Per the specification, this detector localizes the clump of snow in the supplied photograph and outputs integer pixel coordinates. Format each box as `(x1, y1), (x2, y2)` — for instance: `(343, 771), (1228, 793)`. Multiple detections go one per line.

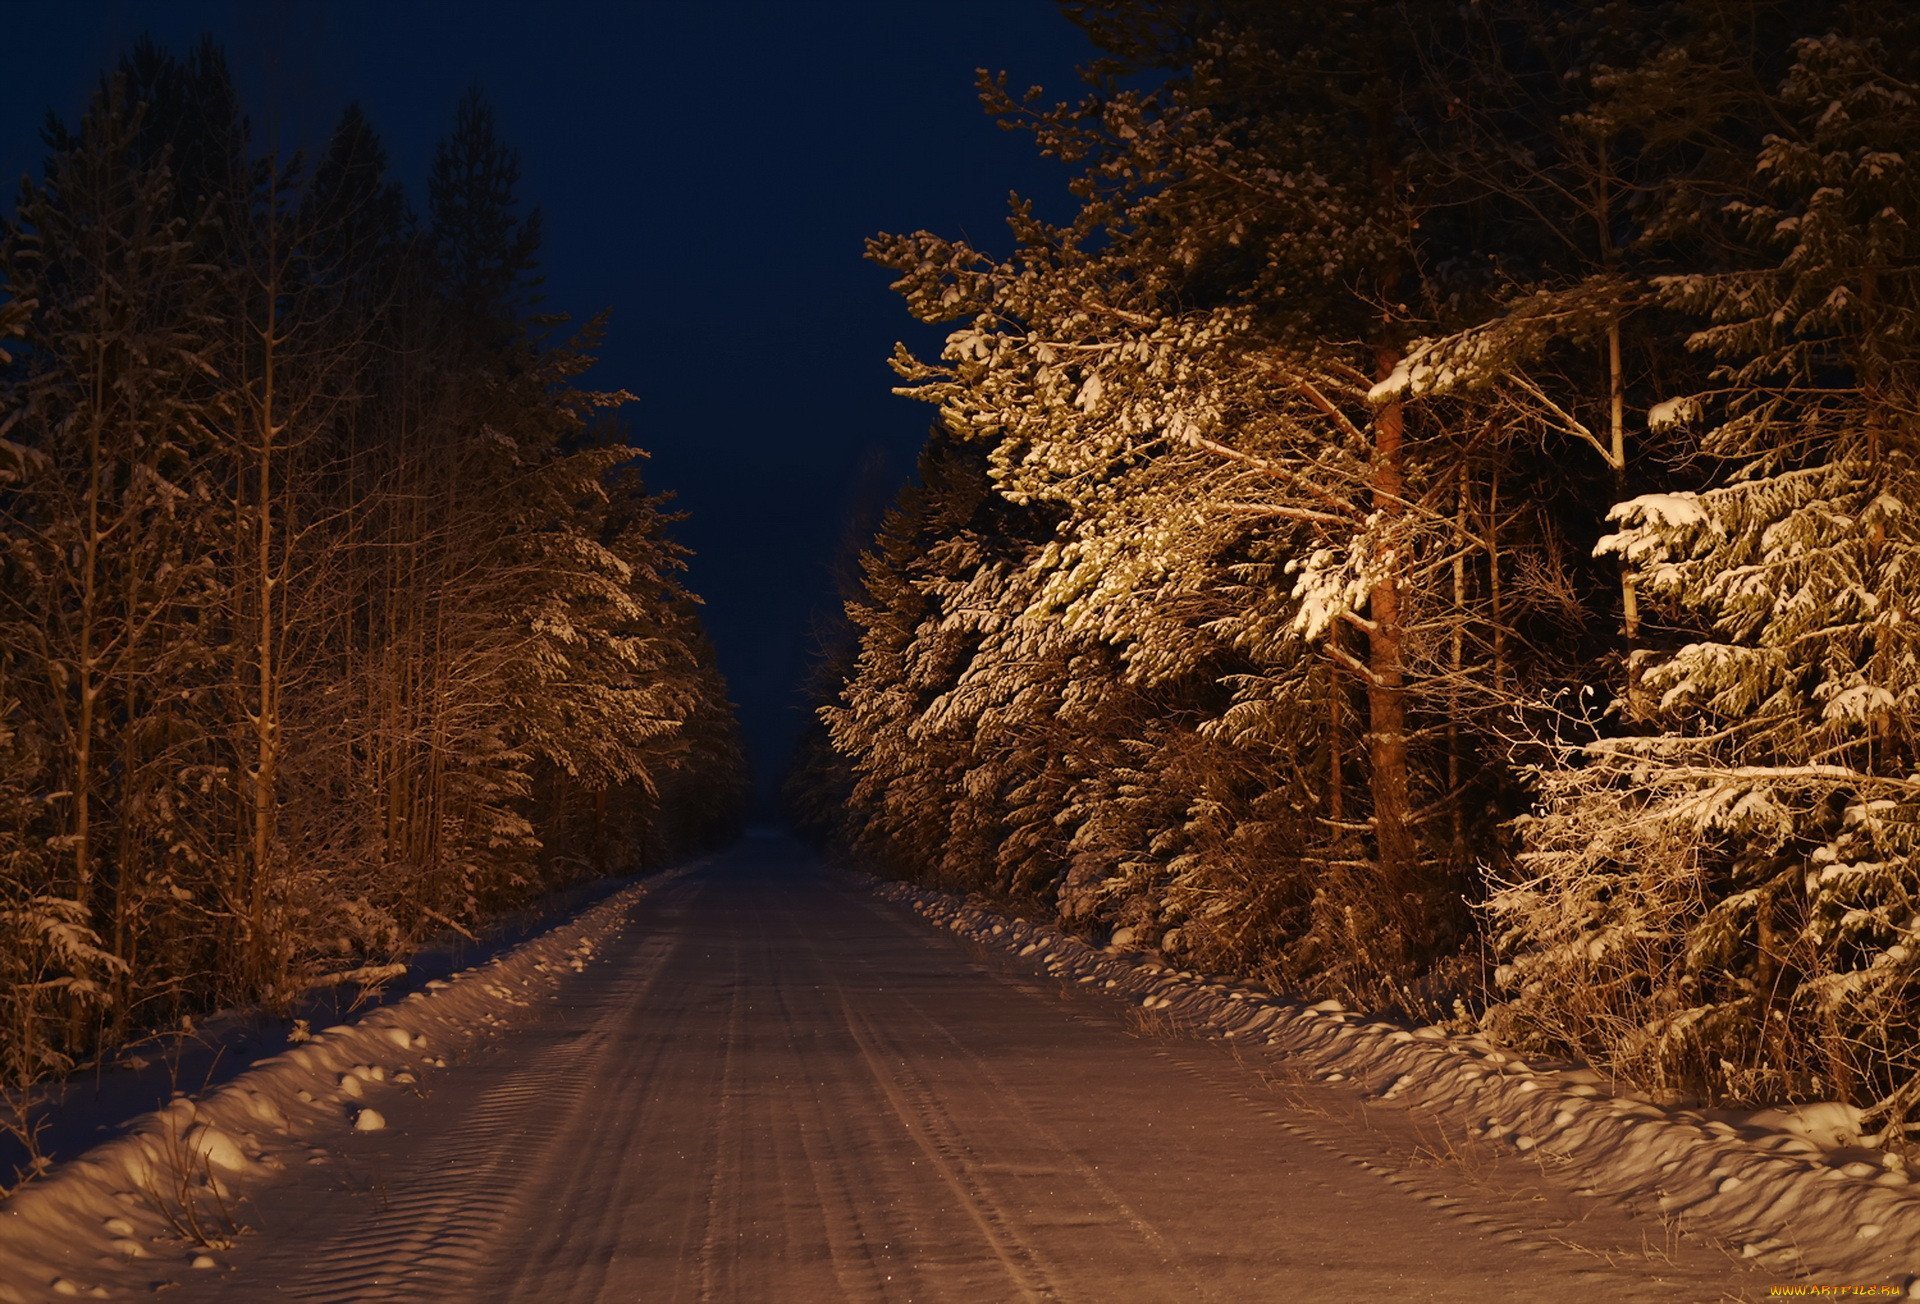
(1596, 492), (1721, 565)
(1648, 395), (1703, 432)
(1744, 1102), (1864, 1150)
(1610, 492), (1709, 532)
(179, 1123), (249, 1175)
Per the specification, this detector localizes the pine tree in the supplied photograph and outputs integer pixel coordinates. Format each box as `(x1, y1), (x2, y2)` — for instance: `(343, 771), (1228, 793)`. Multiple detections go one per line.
(0, 49), (744, 1124)
(0, 74), (230, 1043)
(1491, 4), (1920, 1130)
(863, 0), (1508, 991)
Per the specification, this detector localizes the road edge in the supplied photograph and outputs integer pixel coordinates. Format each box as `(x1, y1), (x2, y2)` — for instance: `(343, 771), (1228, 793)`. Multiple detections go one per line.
(863, 872), (1920, 1290)
(0, 863), (691, 1301)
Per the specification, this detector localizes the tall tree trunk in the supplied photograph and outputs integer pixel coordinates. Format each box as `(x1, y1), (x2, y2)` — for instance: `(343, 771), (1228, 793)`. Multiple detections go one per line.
(1449, 465), (1468, 869)
(247, 266), (280, 998)
(1486, 463), (1505, 691)
(1367, 343), (1416, 907)
(1608, 319), (1644, 717)
(1326, 652), (1344, 827)
(1594, 139), (1643, 716)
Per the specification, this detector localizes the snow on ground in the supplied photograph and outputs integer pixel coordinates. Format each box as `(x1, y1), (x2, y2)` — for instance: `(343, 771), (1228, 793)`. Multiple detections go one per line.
(0, 867), (685, 1302)
(871, 877), (1920, 1291)
(0, 875), (639, 1188)
(0, 842), (1880, 1300)
(188, 842), (1774, 1301)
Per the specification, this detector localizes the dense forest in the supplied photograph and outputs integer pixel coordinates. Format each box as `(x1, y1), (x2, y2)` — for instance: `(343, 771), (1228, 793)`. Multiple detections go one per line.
(792, 0), (1920, 1139)
(0, 41), (745, 1139)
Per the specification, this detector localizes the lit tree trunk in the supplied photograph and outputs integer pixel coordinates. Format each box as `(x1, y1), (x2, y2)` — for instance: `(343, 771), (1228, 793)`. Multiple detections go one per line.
(1449, 464), (1468, 868)
(1367, 342), (1416, 904)
(246, 261), (280, 997)
(1486, 462), (1505, 691)
(1593, 138), (1643, 716)
(112, 562), (141, 1029)
(593, 785), (609, 872)
(67, 231), (136, 1047)
(1608, 321), (1635, 639)
(71, 308), (106, 965)
(1326, 651), (1344, 827)
(1607, 319), (1643, 718)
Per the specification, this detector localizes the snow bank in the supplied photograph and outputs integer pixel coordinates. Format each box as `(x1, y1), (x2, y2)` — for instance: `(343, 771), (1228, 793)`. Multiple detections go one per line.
(0, 868), (680, 1302)
(870, 877), (1920, 1288)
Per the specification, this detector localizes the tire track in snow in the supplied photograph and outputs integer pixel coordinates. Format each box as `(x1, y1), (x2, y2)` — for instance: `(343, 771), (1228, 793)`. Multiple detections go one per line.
(1171, 1024), (1784, 1295)
(221, 919), (682, 1303)
(869, 887), (1774, 1302)
(475, 922), (688, 1298)
(483, 887), (719, 1303)
(751, 887), (918, 1302)
(842, 892), (1635, 1297)
(486, 873), (861, 1303)
(824, 897), (1224, 1302)
(286, 1050), (595, 1301)
(693, 936), (747, 1304)
(806, 935), (1061, 1301)
(756, 891), (942, 1301)
(170, 846), (1784, 1302)
(763, 976), (899, 1301)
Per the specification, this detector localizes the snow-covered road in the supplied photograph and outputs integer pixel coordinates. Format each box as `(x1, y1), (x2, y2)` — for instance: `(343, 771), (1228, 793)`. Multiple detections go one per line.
(184, 837), (1769, 1301)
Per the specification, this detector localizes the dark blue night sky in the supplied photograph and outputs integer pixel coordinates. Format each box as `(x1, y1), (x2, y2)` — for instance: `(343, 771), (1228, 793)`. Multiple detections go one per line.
(4, 1), (1093, 803)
